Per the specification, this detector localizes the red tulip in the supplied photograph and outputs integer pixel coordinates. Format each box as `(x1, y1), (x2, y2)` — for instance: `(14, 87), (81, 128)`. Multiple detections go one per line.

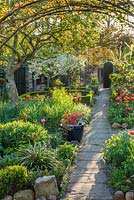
(129, 130), (134, 136)
(120, 93), (126, 97)
(124, 97), (129, 101)
(118, 87), (123, 93)
(73, 97), (79, 102)
(129, 97), (133, 101)
(23, 113), (27, 120)
(116, 97), (122, 102)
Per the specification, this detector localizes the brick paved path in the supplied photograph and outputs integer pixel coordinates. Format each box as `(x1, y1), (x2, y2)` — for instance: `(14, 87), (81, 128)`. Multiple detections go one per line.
(63, 88), (113, 200)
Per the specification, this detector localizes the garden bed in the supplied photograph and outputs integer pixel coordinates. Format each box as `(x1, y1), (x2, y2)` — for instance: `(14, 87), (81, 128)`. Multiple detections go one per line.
(0, 87), (94, 199)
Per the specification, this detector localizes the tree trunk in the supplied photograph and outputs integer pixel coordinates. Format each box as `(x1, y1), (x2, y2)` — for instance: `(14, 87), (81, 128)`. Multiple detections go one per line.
(6, 72), (19, 104)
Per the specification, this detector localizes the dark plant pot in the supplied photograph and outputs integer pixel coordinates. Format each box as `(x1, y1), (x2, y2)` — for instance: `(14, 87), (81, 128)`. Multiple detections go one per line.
(67, 125), (84, 142)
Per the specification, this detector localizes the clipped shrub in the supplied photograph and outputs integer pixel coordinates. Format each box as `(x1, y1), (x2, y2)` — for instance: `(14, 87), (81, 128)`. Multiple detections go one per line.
(85, 77), (99, 94)
(0, 165), (29, 198)
(0, 120), (48, 153)
(52, 87), (73, 104)
(20, 91), (47, 100)
(81, 91), (94, 105)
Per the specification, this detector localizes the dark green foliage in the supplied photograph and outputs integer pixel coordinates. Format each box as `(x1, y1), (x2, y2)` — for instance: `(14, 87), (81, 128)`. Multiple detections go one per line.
(49, 131), (63, 149)
(0, 165), (29, 198)
(50, 160), (66, 184)
(17, 143), (59, 171)
(0, 153), (19, 169)
(0, 102), (26, 123)
(109, 168), (129, 193)
(27, 169), (49, 186)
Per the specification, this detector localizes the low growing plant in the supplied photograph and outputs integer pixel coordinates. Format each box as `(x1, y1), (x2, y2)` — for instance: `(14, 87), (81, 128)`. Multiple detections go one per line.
(103, 131), (131, 166)
(103, 130), (134, 193)
(0, 165), (29, 198)
(17, 143), (59, 171)
(0, 153), (19, 169)
(57, 143), (78, 166)
(109, 168), (129, 193)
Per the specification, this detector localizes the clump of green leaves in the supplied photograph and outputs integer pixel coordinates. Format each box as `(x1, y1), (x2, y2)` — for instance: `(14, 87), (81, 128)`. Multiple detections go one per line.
(17, 143), (59, 171)
(103, 131), (131, 166)
(103, 130), (134, 192)
(0, 153), (19, 169)
(57, 142), (78, 166)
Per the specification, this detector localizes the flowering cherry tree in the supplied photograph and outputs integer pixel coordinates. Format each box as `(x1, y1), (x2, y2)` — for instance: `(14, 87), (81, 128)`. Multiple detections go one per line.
(28, 53), (86, 87)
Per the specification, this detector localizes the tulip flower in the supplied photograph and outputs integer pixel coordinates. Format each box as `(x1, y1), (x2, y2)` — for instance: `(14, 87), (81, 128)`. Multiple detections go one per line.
(23, 113), (27, 120)
(129, 130), (134, 136)
(41, 118), (46, 124)
(118, 88), (123, 93)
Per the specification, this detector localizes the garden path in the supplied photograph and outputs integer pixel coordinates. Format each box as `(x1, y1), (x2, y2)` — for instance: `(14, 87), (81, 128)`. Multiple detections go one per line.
(63, 88), (114, 200)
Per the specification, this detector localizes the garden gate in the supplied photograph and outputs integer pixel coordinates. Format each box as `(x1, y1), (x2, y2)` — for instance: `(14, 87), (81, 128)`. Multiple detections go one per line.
(103, 62), (113, 88)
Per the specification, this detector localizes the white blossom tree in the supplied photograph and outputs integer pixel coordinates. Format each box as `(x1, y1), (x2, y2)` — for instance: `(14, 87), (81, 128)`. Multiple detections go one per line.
(28, 52), (86, 87)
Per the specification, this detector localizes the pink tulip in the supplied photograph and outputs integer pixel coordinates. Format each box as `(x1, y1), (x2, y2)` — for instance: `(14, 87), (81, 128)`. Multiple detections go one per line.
(41, 119), (46, 124)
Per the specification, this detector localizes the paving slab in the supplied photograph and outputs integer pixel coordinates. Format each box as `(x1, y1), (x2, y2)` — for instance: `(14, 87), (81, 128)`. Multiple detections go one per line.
(69, 171), (108, 183)
(79, 144), (104, 152)
(63, 88), (113, 200)
(76, 152), (102, 161)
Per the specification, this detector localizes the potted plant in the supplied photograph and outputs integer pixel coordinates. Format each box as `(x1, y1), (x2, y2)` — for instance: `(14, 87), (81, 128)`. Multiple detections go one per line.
(60, 110), (84, 142)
